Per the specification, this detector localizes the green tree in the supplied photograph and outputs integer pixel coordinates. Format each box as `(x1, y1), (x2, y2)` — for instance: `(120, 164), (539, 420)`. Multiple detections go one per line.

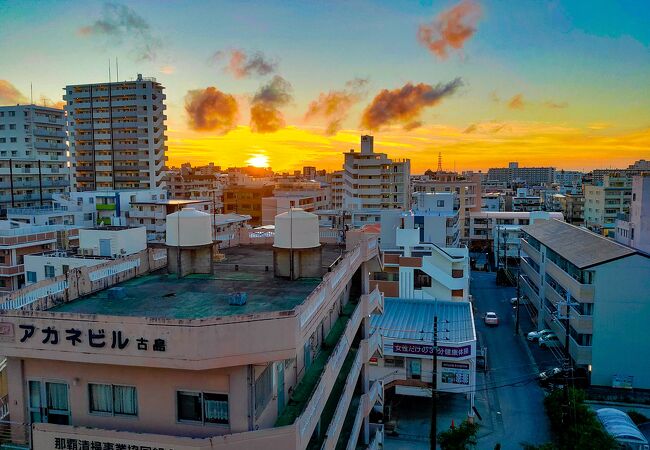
(437, 420), (480, 450)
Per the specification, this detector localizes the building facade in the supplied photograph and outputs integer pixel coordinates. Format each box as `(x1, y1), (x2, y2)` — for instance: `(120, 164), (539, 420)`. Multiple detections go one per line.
(487, 162), (555, 186)
(64, 74), (167, 192)
(0, 105), (70, 209)
(615, 174), (650, 253)
(584, 174), (631, 237)
(520, 219), (650, 389)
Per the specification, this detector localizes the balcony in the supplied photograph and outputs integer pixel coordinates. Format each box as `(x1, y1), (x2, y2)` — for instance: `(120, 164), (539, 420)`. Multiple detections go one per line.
(569, 335), (592, 365)
(569, 306), (593, 335)
(545, 259), (594, 303)
(96, 203), (116, 211)
(520, 238), (540, 265)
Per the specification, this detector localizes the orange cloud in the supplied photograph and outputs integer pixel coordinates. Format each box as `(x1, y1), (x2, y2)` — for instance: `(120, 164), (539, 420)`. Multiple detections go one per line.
(361, 79), (463, 131)
(184, 87), (239, 134)
(214, 49), (277, 79)
(304, 78), (368, 135)
(0, 80), (27, 105)
(418, 0), (482, 59)
(160, 65), (175, 74)
(250, 76), (292, 133)
(508, 94), (525, 110)
(38, 96), (65, 109)
(544, 100), (568, 109)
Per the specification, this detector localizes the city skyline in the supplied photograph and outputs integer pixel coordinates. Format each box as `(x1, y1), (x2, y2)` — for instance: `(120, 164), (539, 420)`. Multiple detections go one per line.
(1, 0), (649, 172)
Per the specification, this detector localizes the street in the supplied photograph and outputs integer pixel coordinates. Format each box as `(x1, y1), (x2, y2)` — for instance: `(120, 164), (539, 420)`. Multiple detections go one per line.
(471, 270), (552, 449)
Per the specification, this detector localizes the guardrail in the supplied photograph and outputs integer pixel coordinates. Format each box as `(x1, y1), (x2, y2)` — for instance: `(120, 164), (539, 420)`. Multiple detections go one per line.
(0, 420), (30, 447)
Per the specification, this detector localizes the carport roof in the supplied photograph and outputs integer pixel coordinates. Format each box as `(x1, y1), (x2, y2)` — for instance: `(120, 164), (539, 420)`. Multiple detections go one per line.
(370, 298), (475, 343)
(596, 408), (648, 445)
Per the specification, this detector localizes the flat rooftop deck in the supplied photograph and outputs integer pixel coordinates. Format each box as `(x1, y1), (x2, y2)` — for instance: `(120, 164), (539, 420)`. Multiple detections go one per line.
(49, 245), (344, 319)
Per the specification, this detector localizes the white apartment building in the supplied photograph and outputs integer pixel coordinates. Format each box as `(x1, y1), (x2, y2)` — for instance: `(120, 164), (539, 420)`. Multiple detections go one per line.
(0, 222), (79, 293)
(468, 210), (564, 252)
(487, 162), (555, 186)
(512, 188), (543, 212)
(261, 179), (329, 225)
(615, 174), (650, 253)
(64, 74), (167, 192)
(584, 174), (631, 237)
(411, 171), (481, 243)
(24, 226), (147, 284)
(0, 105), (70, 209)
(127, 199), (210, 241)
(520, 219), (650, 389)
(341, 135), (410, 211)
(481, 193), (505, 212)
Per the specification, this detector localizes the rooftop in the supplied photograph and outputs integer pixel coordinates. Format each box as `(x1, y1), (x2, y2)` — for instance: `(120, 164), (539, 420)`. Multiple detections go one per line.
(371, 298), (475, 343)
(522, 219), (640, 269)
(49, 245), (344, 319)
(130, 199), (205, 206)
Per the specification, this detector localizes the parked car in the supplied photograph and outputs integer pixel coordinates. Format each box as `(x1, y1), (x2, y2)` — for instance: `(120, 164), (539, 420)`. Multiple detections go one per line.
(539, 333), (562, 348)
(510, 297), (518, 305)
(527, 329), (553, 342)
(484, 312), (499, 326)
(538, 367), (563, 385)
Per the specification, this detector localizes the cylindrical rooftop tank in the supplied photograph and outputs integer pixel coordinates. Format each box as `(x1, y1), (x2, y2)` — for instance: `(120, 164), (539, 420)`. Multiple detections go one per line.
(166, 207), (212, 247)
(274, 208), (320, 249)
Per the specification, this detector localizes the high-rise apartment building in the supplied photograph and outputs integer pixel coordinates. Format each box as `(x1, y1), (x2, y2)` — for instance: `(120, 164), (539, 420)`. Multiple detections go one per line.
(615, 174), (650, 253)
(0, 105), (70, 209)
(487, 162), (555, 186)
(64, 74), (167, 192)
(341, 135), (410, 210)
(584, 174), (631, 237)
(412, 171), (481, 243)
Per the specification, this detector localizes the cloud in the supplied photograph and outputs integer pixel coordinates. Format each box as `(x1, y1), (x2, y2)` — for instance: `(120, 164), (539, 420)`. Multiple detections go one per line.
(360, 78), (463, 131)
(214, 49), (278, 79)
(508, 94), (526, 110)
(544, 100), (568, 109)
(78, 2), (162, 61)
(250, 76), (293, 133)
(463, 121), (508, 134)
(0, 80), (28, 105)
(417, 0), (482, 59)
(160, 65), (175, 75)
(304, 78), (369, 135)
(184, 87), (239, 134)
(490, 90), (500, 103)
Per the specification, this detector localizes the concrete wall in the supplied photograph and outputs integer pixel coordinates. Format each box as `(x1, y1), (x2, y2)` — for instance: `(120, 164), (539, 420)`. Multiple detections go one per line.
(24, 254), (108, 284)
(79, 227), (147, 256)
(591, 254), (650, 389)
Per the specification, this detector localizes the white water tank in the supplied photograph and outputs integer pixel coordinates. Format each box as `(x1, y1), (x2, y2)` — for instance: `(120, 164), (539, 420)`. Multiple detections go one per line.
(166, 207), (212, 247)
(274, 208), (320, 249)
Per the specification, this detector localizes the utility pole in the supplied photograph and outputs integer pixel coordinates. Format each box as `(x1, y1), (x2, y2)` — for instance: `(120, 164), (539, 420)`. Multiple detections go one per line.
(556, 290), (577, 430)
(430, 314), (438, 450)
(515, 245), (521, 335)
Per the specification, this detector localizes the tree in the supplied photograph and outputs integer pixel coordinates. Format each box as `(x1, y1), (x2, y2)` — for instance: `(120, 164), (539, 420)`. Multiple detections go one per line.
(437, 420), (480, 450)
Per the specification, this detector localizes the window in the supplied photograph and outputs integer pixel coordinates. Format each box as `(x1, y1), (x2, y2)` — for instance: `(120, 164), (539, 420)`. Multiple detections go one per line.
(10, 137), (16, 143)
(89, 383), (138, 416)
(177, 391), (229, 425)
(8, 111), (15, 117)
(0, 138), (5, 143)
(437, 200), (445, 207)
(27, 271), (37, 283)
(255, 364), (273, 418)
(44, 265), (55, 278)
(9, 124), (15, 130)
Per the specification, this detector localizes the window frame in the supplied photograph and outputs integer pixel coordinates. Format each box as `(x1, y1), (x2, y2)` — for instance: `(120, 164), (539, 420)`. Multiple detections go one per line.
(87, 382), (138, 418)
(176, 389), (229, 426)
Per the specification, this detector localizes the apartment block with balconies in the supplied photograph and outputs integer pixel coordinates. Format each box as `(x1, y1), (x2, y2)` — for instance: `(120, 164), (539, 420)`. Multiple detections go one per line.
(584, 174), (632, 237)
(520, 218), (650, 389)
(64, 74), (167, 192)
(0, 105), (71, 209)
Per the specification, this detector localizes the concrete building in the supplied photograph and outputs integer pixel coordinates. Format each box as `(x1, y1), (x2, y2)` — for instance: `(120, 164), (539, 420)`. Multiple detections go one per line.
(222, 184), (275, 226)
(553, 170), (584, 190)
(0, 222), (79, 294)
(468, 211), (564, 252)
(584, 174), (632, 237)
(261, 179), (329, 226)
(302, 166), (317, 180)
(64, 74), (167, 191)
(0, 105), (70, 209)
(615, 174), (650, 253)
(481, 193), (505, 212)
(592, 159), (650, 185)
(520, 219), (650, 389)
(411, 171), (481, 243)
(0, 218), (384, 450)
(487, 162), (555, 186)
(369, 298), (476, 405)
(556, 193), (585, 226)
(341, 135), (410, 211)
(24, 226), (147, 284)
(512, 188), (543, 212)
(492, 212), (559, 268)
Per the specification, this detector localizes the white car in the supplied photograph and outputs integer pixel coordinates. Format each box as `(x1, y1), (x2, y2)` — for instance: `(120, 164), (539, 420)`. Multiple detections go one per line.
(539, 333), (562, 348)
(484, 312), (499, 326)
(527, 329), (553, 342)
(510, 297), (518, 305)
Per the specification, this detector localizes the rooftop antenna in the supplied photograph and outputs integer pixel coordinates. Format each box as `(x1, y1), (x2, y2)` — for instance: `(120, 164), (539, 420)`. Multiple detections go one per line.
(116, 57), (119, 82)
(30, 83), (33, 105)
(108, 58), (111, 83)
(437, 152), (443, 172)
